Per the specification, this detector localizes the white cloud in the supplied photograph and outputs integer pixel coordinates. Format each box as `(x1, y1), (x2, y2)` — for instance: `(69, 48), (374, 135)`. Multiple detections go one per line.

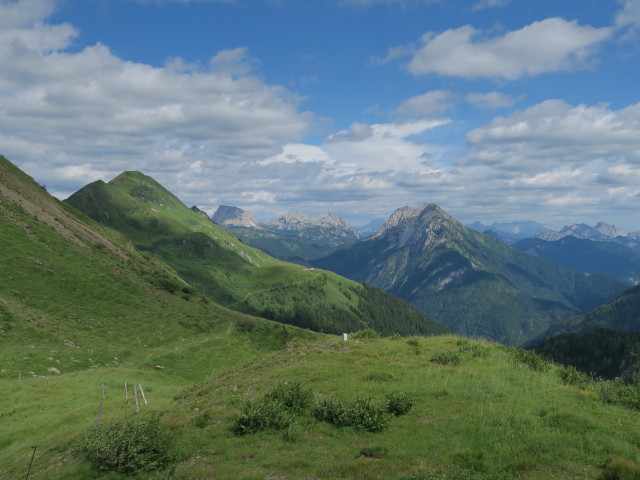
(0, 1), (311, 200)
(465, 91), (522, 109)
(616, 0), (640, 28)
(472, 0), (510, 10)
(393, 90), (455, 119)
(405, 18), (612, 79)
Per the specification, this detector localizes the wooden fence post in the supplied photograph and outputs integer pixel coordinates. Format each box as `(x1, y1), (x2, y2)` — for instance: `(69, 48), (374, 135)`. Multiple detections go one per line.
(134, 382), (140, 414)
(139, 384), (148, 406)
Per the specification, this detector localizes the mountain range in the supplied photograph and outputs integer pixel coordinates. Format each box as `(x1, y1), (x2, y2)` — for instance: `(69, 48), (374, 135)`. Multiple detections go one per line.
(212, 205), (360, 264)
(313, 204), (628, 346)
(4, 153), (640, 479)
(65, 171), (445, 337)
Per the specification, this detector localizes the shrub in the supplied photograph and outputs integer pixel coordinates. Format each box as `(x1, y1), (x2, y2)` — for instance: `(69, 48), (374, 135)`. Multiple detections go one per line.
(351, 328), (381, 339)
(406, 336), (422, 354)
(265, 381), (312, 414)
(313, 397), (351, 427)
(313, 396), (389, 432)
(74, 413), (175, 475)
(235, 397), (292, 435)
(598, 379), (640, 411)
(385, 391), (413, 416)
(557, 365), (593, 389)
(506, 347), (549, 372)
(457, 339), (490, 358)
(430, 351), (462, 366)
(389, 333), (403, 340)
(347, 397), (390, 432)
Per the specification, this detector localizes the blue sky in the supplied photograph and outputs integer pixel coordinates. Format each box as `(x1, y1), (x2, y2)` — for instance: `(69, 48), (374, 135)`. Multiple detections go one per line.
(2, 0), (640, 231)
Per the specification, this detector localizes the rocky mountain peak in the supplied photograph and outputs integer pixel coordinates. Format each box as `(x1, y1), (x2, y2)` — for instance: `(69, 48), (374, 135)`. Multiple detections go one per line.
(594, 222), (626, 238)
(211, 205), (261, 229)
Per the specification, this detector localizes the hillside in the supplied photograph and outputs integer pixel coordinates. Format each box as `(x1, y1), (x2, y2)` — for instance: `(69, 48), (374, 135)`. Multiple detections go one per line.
(535, 328), (640, 381)
(10, 334), (640, 479)
(539, 284), (640, 341)
(514, 236), (640, 285)
(65, 172), (447, 337)
(314, 204), (627, 346)
(0, 154), (326, 479)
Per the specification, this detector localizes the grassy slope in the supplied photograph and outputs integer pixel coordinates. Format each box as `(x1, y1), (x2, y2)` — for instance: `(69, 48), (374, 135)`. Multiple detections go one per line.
(65, 172), (445, 337)
(0, 155), (322, 479)
(23, 335), (640, 480)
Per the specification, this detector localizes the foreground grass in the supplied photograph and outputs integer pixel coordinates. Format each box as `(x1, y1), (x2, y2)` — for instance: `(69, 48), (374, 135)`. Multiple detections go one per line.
(4, 335), (640, 480)
(163, 336), (640, 479)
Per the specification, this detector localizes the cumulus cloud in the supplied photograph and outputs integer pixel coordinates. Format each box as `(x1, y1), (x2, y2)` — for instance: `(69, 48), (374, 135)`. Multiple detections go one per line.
(465, 91), (522, 109)
(0, 0), (311, 200)
(458, 100), (640, 223)
(393, 90), (455, 119)
(403, 18), (612, 79)
(616, 0), (640, 28)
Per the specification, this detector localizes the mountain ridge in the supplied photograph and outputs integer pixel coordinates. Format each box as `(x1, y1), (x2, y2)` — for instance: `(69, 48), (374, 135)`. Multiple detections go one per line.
(313, 203), (628, 345)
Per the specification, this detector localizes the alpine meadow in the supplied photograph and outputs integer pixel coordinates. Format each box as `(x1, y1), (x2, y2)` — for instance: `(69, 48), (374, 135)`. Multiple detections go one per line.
(4, 0), (640, 478)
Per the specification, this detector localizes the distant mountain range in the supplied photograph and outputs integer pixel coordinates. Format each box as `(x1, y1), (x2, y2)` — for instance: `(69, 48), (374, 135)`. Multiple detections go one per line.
(467, 220), (553, 242)
(313, 204), (628, 346)
(212, 205), (360, 264)
(513, 236), (640, 285)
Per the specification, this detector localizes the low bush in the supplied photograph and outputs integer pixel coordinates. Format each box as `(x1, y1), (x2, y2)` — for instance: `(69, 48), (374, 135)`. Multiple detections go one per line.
(235, 397), (292, 435)
(351, 328), (381, 339)
(406, 336), (422, 354)
(506, 347), (550, 372)
(385, 391), (413, 416)
(74, 413), (175, 475)
(598, 379), (640, 411)
(265, 380), (313, 414)
(457, 339), (490, 358)
(557, 365), (594, 389)
(430, 351), (462, 366)
(313, 396), (389, 432)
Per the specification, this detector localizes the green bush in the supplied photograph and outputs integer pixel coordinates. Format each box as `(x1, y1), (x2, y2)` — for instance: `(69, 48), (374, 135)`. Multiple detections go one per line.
(265, 381), (312, 414)
(557, 365), (593, 389)
(430, 351), (462, 366)
(598, 379), (640, 411)
(74, 413), (175, 475)
(313, 396), (389, 432)
(506, 347), (550, 372)
(313, 397), (351, 427)
(351, 328), (381, 339)
(406, 336), (422, 354)
(385, 391), (413, 416)
(457, 339), (490, 358)
(235, 397), (293, 435)
(389, 333), (403, 340)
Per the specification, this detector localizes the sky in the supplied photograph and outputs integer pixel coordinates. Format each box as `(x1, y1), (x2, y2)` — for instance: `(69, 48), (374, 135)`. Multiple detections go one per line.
(1, 0), (640, 231)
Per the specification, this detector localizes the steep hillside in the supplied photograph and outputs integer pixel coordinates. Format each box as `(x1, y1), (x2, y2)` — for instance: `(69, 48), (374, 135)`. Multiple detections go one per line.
(314, 204), (627, 346)
(0, 154), (325, 479)
(535, 328), (640, 381)
(514, 236), (640, 285)
(66, 173), (447, 337)
(539, 284), (640, 341)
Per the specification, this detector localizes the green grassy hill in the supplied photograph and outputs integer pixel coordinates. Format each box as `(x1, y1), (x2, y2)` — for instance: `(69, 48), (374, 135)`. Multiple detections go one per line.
(0, 154), (323, 479)
(7, 334), (640, 479)
(65, 171), (446, 337)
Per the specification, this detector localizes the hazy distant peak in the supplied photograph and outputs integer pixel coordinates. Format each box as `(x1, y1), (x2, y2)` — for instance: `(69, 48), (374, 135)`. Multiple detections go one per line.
(211, 205), (261, 229)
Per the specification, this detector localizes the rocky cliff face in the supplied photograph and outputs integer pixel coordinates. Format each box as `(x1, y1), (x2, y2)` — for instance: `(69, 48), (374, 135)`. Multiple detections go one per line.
(536, 221), (631, 241)
(263, 212), (360, 245)
(211, 205), (261, 229)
